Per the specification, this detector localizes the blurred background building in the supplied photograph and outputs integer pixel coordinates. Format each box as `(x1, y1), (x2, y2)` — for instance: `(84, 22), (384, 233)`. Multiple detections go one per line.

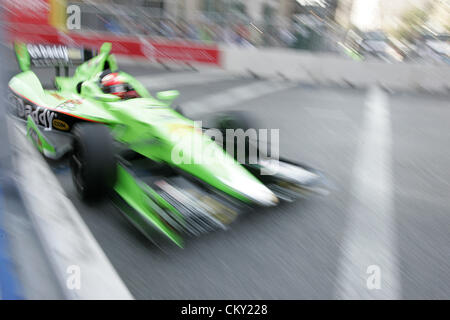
(20, 0), (450, 63)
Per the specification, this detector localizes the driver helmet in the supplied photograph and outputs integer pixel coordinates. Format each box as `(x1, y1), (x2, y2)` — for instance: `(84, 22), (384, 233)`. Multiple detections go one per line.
(101, 72), (139, 99)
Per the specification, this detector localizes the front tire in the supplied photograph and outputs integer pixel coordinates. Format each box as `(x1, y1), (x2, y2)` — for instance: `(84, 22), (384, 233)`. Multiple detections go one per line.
(70, 123), (117, 201)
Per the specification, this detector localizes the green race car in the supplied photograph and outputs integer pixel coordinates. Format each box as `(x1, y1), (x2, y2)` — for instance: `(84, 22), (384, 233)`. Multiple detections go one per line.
(8, 42), (328, 248)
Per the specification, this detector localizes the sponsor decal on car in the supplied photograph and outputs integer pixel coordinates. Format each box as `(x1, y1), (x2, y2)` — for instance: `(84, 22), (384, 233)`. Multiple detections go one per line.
(31, 107), (56, 129)
(167, 123), (196, 133)
(10, 94), (56, 129)
(52, 119), (70, 131)
(56, 99), (82, 111)
(27, 44), (69, 61)
(50, 92), (65, 100)
(24, 44), (86, 67)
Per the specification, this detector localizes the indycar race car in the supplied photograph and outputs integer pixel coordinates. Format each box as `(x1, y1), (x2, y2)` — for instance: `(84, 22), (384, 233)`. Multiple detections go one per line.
(8, 42), (328, 247)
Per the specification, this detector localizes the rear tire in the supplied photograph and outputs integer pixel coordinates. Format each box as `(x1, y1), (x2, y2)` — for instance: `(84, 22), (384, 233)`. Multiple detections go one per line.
(70, 123), (117, 201)
(174, 104), (184, 115)
(213, 111), (257, 163)
(214, 110), (253, 131)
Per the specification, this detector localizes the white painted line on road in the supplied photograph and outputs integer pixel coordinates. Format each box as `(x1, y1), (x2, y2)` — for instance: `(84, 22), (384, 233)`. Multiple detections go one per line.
(183, 80), (297, 115)
(334, 86), (400, 299)
(136, 69), (235, 91)
(8, 120), (133, 300)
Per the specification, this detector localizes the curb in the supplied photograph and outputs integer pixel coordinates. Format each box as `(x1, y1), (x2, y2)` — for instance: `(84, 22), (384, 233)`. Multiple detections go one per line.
(7, 120), (133, 300)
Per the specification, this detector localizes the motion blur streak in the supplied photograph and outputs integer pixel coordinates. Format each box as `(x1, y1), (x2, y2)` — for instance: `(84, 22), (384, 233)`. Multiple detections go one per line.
(184, 80), (296, 115)
(335, 86), (399, 299)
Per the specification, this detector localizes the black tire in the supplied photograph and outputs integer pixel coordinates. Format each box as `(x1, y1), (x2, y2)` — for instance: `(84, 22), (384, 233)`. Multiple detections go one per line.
(214, 110), (253, 131)
(70, 123), (117, 201)
(174, 104), (184, 116)
(212, 111), (259, 164)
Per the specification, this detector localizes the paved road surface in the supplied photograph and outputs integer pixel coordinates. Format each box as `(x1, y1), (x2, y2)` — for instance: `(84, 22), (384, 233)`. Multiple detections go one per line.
(45, 65), (450, 299)
(5, 56), (450, 299)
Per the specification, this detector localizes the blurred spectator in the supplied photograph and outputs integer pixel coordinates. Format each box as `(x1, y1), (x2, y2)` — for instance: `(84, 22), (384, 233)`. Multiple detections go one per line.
(104, 18), (123, 34)
(72, 1), (448, 64)
(279, 26), (296, 47)
(160, 20), (176, 39)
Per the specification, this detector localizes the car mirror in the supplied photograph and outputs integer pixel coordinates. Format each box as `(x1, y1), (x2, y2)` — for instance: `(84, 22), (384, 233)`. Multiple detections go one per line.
(100, 42), (112, 54)
(156, 90), (179, 104)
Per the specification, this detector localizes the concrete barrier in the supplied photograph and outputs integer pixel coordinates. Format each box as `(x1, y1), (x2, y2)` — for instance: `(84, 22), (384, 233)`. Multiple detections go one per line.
(220, 46), (450, 93)
(8, 121), (133, 300)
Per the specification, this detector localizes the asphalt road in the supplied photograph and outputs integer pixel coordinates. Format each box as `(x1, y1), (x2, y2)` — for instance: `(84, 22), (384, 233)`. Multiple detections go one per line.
(4, 55), (449, 299)
(34, 64), (450, 299)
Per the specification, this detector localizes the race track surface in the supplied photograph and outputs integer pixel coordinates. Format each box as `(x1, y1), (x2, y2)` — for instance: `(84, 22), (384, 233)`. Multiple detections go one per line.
(8, 60), (450, 299)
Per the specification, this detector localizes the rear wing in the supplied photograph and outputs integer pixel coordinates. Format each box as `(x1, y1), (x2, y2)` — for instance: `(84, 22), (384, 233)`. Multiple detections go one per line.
(14, 42), (97, 76)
